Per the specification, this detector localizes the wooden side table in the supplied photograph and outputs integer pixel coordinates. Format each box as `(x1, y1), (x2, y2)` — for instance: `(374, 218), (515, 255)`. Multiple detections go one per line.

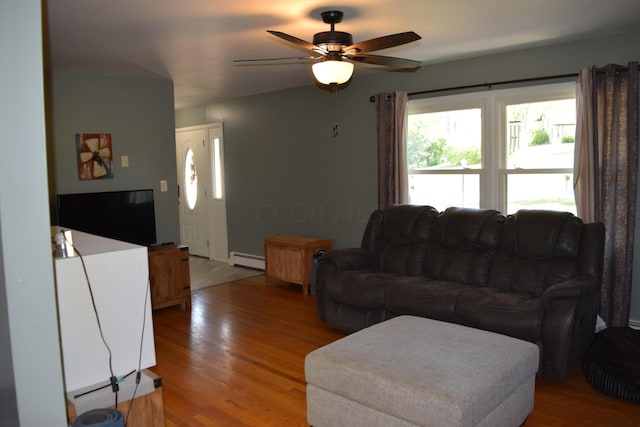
(264, 234), (332, 294)
(148, 244), (191, 310)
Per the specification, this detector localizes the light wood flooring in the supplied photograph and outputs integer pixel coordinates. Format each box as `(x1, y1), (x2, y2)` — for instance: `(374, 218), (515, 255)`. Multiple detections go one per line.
(188, 256), (262, 291)
(150, 274), (640, 426)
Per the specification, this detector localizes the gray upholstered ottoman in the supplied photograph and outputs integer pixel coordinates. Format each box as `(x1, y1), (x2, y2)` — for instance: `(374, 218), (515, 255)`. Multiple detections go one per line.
(305, 315), (539, 427)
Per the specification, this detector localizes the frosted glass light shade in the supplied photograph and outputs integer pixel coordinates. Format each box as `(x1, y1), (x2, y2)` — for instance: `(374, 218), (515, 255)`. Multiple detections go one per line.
(312, 60), (354, 85)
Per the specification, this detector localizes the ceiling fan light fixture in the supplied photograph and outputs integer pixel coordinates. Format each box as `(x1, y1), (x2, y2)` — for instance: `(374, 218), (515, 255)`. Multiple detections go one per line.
(244, 10), (421, 87)
(312, 59), (354, 85)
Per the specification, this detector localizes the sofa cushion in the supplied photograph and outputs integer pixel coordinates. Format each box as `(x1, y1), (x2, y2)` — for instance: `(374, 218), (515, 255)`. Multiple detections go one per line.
(455, 287), (544, 343)
(385, 278), (473, 322)
(422, 207), (502, 286)
(491, 210), (581, 294)
(489, 254), (577, 295)
(437, 207), (503, 250)
(511, 210), (582, 259)
(422, 247), (496, 286)
(326, 271), (399, 309)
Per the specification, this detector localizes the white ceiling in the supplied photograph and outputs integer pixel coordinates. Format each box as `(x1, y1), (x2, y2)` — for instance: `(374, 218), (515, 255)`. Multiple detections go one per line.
(45, 0), (640, 109)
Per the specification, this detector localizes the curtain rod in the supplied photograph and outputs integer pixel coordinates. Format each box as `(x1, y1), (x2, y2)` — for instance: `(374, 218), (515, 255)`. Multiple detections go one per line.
(369, 72), (578, 103)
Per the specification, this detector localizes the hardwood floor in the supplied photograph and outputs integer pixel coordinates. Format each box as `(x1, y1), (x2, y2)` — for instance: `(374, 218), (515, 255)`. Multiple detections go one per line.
(150, 275), (640, 426)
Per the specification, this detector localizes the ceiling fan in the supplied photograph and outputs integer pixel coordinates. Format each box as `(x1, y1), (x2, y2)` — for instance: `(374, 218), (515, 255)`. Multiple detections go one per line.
(235, 10), (422, 85)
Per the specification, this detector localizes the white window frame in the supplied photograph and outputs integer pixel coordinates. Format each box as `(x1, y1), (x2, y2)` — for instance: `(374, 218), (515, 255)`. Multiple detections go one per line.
(406, 82), (576, 213)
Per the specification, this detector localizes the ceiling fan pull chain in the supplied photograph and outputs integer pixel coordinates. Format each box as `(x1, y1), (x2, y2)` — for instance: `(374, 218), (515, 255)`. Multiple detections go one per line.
(332, 83), (339, 138)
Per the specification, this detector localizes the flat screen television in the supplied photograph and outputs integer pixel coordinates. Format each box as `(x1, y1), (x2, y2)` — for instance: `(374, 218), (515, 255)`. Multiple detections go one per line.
(56, 189), (157, 246)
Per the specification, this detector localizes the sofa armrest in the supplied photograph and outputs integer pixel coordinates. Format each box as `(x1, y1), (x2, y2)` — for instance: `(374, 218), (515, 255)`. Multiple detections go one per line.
(540, 276), (599, 380)
(322, 248), (374, 272)
(315, 248), (374, 323)
(542, 276), (596, 301)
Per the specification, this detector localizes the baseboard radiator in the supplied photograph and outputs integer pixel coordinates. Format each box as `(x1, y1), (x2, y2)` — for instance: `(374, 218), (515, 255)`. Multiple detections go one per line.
(229, 251), (265, 270)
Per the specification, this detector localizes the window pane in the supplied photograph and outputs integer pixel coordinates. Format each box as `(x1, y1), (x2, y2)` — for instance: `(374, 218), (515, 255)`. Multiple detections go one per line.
(184, 148), (198, 210)
(506, 99), (575, 169)
(408, 173), (480, 211)
(507, 174), (575, 214)
(213, 137), (223, 199)
(408, 108), (482, 170)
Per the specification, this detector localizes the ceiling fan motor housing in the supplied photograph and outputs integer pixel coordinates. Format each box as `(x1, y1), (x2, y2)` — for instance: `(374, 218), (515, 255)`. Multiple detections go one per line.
(313, 31), (353, 51)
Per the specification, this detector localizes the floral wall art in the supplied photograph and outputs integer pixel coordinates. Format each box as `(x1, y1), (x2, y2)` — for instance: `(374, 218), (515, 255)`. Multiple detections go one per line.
(76, 133), (113, 180)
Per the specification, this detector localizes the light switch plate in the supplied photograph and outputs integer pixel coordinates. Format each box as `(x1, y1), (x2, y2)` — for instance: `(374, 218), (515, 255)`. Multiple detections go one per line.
(121, 155), (129, 167)
(160, 180), (168, 192)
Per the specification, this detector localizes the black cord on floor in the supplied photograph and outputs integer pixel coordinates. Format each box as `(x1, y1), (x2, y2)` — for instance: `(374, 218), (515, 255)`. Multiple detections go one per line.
(125, 276), (152, 427)
(64, 232), (119, 407)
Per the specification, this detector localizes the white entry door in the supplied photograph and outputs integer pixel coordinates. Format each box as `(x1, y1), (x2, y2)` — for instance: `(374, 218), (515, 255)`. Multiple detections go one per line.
(175, 124), (228, 260)
(176, 127), (210, 257)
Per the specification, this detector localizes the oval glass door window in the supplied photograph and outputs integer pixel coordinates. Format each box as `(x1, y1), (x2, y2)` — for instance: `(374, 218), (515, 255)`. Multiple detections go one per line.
(184, 148), (198, 210)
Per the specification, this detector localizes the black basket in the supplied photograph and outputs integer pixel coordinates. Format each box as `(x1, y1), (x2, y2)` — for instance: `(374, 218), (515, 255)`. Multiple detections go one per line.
(582, 327), (640, 403)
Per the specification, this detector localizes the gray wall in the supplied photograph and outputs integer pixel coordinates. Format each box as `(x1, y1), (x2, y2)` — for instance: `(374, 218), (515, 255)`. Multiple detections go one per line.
(0, 0), (68, 425)
(176, 30), (640, 322)
(203, 85), (379, 254)
(49, 70), (180, 244)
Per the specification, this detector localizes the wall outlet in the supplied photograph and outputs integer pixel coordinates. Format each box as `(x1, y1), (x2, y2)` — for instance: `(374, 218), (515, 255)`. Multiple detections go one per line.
(121, 155), (129, 167)
(160, 180), (168, 192)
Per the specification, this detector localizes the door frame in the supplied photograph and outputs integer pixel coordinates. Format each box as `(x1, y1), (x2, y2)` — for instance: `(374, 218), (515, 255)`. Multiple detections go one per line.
(175, 123), (228, 261)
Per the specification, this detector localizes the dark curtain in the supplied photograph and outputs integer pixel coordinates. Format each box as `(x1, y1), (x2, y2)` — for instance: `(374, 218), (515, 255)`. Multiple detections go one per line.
(375, 91), (408, 210)
(574, 62), (639, 327)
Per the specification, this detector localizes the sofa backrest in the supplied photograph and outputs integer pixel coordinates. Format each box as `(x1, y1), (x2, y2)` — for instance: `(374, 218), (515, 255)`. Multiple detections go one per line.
(490, 209), (587, 295)
(362, 205), (439, 275)
(422, 207), (503, 285)
(362, 206), (602, 295)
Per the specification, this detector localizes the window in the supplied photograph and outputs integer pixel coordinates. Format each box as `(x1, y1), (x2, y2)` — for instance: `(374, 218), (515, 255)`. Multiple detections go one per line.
(212, 137), (223, 199)
(184, 148), (198, 210)
(406, 83), (576, 214)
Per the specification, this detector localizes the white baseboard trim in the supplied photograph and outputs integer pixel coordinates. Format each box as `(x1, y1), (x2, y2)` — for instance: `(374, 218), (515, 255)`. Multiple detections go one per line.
(228, 251), (265, 270)
(628, 319), (640, 330)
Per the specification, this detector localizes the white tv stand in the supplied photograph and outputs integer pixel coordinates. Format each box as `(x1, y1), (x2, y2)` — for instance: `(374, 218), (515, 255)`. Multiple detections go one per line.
(52, 227), (156, 392)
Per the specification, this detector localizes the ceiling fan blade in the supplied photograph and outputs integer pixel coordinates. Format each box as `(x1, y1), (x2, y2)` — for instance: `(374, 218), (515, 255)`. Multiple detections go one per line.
(348, 53), (422, 68)
(267, 30), (326, 54)
(346, 31), (421, 54)
(233, 56), (320, 63)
